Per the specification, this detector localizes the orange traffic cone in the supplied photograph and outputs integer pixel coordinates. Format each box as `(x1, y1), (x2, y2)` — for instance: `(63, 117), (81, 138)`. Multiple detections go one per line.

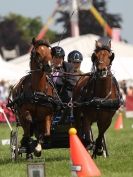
(114, 112), (123, 130)
(69, 128), (101, 177)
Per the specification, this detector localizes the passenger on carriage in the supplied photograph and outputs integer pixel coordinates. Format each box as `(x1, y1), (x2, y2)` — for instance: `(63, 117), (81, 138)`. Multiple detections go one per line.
(67, 50), (84, 81)
(51, 46), (76, 103)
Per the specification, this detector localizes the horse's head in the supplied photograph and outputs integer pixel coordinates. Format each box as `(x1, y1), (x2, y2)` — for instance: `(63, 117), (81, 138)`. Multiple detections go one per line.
(30, 38), (52, 73)
(91, 37), (114, 77)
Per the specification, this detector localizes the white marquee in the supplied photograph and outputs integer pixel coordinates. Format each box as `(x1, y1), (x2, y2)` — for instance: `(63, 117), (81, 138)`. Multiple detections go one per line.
(1, 34), (133, 82)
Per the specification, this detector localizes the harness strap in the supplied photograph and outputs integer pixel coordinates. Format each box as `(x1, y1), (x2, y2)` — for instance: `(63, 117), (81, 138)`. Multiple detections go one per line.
(112, 76), (124, 105)
(77, 73), (123, 109)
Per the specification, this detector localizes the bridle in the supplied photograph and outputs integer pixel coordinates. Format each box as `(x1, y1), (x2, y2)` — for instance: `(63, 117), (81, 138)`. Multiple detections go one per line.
(30, 46), (52, 73)
(91, 48), (113, 78)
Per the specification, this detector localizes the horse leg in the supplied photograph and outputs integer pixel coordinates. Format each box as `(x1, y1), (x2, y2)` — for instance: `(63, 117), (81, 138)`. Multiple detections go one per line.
(44, 115), (52, 136)
(82, 117), (94, 151)
(93, 133), (103, 158)
(20, 111), (33, 159)
(33, 121), (43, 157)
(34, 134), (43, 157)
(93, 116), (112, 158)
(34, 115), (52, 157)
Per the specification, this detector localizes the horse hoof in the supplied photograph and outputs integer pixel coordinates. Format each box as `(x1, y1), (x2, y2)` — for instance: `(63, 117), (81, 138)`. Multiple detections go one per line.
(34, 150), (41, 157)
(96, 147), (103, 156)
(103, 150), (108, 158)
(26, 153), (33, 160)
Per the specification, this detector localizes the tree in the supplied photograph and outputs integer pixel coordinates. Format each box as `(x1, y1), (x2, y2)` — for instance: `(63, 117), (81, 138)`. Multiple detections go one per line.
(0, 13), (58, 58)
(55, 0), (122, 39)
(56, 11), (71, 40)
(0, 16), (28, 58)
(6, 14), (43, 42)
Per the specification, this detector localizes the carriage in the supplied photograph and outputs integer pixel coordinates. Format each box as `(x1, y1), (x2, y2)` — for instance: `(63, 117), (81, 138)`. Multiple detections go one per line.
(7, 37), (123, 160)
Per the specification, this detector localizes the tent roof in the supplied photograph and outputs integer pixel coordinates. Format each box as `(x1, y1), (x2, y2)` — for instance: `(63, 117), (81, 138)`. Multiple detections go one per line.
(6, 34), (133, 81)
(0, 55), (28, 83)
(52, 34), (133, 58)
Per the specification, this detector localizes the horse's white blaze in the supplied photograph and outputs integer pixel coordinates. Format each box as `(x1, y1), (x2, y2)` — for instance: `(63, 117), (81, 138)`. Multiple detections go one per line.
(35, 143), (42, 152)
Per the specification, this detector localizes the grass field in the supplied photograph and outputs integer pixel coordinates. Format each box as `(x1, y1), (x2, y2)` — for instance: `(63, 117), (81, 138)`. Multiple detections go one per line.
(0, 113), (133, 177)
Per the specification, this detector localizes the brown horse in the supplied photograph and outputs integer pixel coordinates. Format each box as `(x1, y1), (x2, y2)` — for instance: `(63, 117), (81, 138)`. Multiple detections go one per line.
(73, 37), (123, 158)
(8, 38), (56, 159)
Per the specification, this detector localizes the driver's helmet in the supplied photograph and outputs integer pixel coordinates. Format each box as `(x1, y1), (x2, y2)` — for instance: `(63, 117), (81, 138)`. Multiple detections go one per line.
(51, 46), (65, 58)
(67, 50), (83, 63)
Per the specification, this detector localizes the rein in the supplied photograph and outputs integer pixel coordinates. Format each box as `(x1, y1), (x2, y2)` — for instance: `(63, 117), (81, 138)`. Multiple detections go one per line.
(28, 69), (42, 73)
(28, 68), (91, 77)
(52, 70), (91, 77)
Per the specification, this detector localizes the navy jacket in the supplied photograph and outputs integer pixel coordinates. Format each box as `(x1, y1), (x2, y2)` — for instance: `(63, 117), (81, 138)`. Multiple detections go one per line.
(53, 61), (76, 103)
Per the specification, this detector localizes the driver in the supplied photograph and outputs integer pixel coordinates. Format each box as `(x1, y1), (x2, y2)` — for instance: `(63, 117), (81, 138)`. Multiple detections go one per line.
(51, 46), (76, 103)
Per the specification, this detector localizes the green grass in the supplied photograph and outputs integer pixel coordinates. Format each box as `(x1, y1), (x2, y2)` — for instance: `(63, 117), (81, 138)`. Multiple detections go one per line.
(0, 114), (133, 177)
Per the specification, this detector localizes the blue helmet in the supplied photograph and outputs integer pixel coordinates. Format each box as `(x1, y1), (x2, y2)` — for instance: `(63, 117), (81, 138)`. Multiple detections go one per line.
(67, 50), (83, 63)
(51, 46), (65, 58)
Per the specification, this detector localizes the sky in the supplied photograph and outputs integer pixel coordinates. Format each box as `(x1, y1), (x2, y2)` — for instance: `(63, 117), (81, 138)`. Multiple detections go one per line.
(0, 0), (133, 44)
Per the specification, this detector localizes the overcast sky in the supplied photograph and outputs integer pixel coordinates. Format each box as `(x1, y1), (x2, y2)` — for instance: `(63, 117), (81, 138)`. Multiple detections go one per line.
(0, 0), (133, 44)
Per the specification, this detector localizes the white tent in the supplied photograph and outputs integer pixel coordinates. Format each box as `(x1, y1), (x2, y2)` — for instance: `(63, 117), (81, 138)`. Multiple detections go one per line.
(0, 54), (27, 83)
(8, 53), (30, 71)
(81, 57), (133, 81)
(7, 34), (133, 81)
(52, 34), (133, 58)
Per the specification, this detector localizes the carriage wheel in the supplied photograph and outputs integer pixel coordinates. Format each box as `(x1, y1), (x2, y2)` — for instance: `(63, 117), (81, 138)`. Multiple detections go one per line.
(10, 130), (19, 161)
(102, 135), (109, 158)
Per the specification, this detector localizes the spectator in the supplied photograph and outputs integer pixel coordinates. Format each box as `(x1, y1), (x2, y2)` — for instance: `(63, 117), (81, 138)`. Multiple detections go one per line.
(120, 80), (127, 95)
(127, 86), (133, 96)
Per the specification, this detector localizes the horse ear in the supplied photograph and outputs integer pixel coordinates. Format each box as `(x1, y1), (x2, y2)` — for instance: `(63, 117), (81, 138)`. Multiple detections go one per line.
(95, 40), (102, 48)
(110, 52), (115, 63)
(45, 38), (50, 45)
(108, 40), (111, 49)
(91, 52), (97, 63)
(32, 37), (36, 45)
